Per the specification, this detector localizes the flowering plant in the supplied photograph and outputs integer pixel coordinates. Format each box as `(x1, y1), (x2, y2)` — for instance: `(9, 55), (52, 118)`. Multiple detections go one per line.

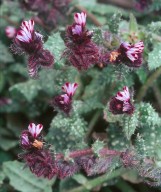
(1, 0), (161, 191)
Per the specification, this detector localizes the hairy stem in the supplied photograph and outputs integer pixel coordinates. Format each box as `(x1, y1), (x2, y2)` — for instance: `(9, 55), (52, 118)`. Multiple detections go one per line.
(64, 168), (126, 192)
(55, 148), (121, 160)
(136, 66), (161, 102)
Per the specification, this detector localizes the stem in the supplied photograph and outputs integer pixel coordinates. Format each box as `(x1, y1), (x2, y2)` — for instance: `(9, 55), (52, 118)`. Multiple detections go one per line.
(153, 83), (161, 111)
(55, 148), (93, 160)
(74, 5), (102, 27)
(55, 148), (121, 160)
(99, 148), (121, 156)
(136, 66), (161, 102)
(0, 15), (19, 26)
(85, 111), (102, 141)
(97, 0), (134, 9)
(64, 168), (126, 192)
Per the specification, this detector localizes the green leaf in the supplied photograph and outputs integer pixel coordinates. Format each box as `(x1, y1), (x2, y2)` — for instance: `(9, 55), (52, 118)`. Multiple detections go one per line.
(148, 43), (161, 70)
(129, 13), (138, 33)
(3, 161), (55, 192)
(108, 12), (122, 34)
(92, 140), (105, 157)
(135, 103), (161, 157)
(9, 63), (28, 77)
(107, 124), (130, 151)
(148, 21), (161, 35)
(122, 110), (139, 140)
(0, 128), (17, 151)
(0, 71), (5, 92)
(9, 70), (58, 102)
(10, 79), (41, 102)
(44, 32), (65, 69)
(46, 113), (87, 152)
(135, 67), (147, 84)
(59, 178), (82, 192)
(134, 134), (147, 157)
(72, 174), (88, 185)
(0, 41), (14, 63)
(37, 70), (58, 96)
(0, 170), (5, 186)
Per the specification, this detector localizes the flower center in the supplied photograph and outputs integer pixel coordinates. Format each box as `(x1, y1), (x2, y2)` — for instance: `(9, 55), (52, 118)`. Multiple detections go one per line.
(109, 51), (120, 62)
(116, 104), (122, 109)
(32, 139), (43, 149)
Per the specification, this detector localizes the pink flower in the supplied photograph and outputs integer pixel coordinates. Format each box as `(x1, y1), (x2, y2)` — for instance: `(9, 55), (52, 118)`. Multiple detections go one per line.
(5, 26), (17, 38)
(60, 94), (71, 104)
(11, 19), (43, 55)
(51, 94), (72, 115)
(62, 82), (78, 97)
(74, 12), (86, 27)
(109, 86), (134, 115)
(72, 25), (83, 35)
(123, 41), (144, 62)
(28, 49), (54, 78)
(21, 132), (30, 147)
(16, 20), (35, 43)
(28, 123), (43, 138)
(11, 19), (54, 78)
(117, 41), (144, 68)
(64, 13), (99, 70)
(51, 82), (78, 114)
(115, 86), (130, 102)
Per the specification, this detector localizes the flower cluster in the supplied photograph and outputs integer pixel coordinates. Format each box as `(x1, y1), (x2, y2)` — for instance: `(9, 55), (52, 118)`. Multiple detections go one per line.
(21, 0), (71, 32)
(11, 20), (54, 77)
(5, 26), (17, 39)
(64, 12), (99, 70)
(51, 82), (78, 115)
(109, 86), (134, 115)
(108, 41), (144, 68)
(19, 123), (56, 179)
(19, 125), (122, 180)
(20, 123), (43, 150)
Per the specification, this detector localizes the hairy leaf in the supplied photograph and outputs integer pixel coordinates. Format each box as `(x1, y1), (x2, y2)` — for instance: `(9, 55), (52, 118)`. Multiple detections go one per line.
(148, 43), (161, 70)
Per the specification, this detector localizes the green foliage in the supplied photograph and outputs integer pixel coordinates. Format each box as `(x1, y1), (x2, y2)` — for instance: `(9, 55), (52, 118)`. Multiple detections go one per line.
(107, 124), (130, 151)
(135, 67), (148, 84)
(129, 13), (138, 33)
(44, 32), (65, 69)
(0, 42), (14, 63)
(0, 170), (5, 186)
(1, 0), (161, 191)
(0, 128), (17, 151)
(92, 140), (105, 157)
(108, 12), (122, 34)
(122, 110), (139, 140)
(135, 103), (161, 157)
(135, 134), (147, 157)
(2, 161), (55, 192)
(148, 21), (161, 35)
(10, 79), (41, 102)
(46, 113), (87, 152)
(10, 70), (58, 102)
(148, 43), (161, 70)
